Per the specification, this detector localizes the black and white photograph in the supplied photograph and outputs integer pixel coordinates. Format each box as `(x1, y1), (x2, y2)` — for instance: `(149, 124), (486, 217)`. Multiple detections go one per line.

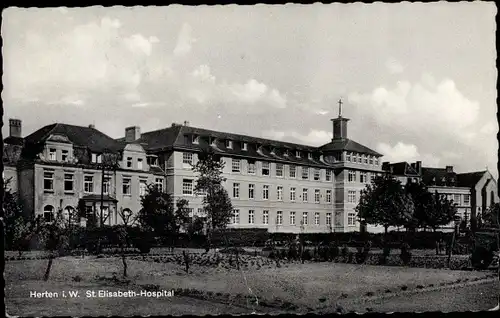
(2, 2), (499, 316)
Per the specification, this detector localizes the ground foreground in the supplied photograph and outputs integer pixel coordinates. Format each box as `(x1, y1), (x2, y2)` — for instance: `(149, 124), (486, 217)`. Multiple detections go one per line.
(5, 254), (498, 315)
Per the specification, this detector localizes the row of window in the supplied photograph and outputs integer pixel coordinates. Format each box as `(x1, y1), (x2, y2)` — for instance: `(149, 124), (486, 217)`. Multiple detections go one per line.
(347, 170), (382, 183)
(182, 153), (333, 181)
(48, 148), (71, 162)
(345, 153), (379, 166)
(43, 171), (164, 196)
(439, 193), (471, 205)
(230, 209), (358, 227)
(182, 179), (333, 203)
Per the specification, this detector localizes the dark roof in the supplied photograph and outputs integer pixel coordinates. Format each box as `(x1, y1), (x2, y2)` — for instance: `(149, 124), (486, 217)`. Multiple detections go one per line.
(456, 171), (487, 188)
(121, 125), (340, 168)
(318, 138), (382, 157)
(24, 123), (124, 153)
(4, 136), (24, 146)
(383, 162), (420, 176)
(421, 167), (458, 187)
(81, 194), (118, 202)
(119, 124), (380, 168)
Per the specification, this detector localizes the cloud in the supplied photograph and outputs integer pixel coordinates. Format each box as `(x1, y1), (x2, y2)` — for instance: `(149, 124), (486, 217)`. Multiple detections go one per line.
(262, 129), (333, 146)
(3, 16), (158, 104)
(349, 75), (480, 140)
(173, 23), (196, 56)
(385, 58), (405, 74)
(480, 121), (497, 135)
(376, 142), (441, 167)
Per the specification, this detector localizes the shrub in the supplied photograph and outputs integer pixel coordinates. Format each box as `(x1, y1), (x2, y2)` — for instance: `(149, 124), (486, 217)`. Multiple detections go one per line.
(400, 243), (412, 266)
(341, 245), (349, 258)
(471, 246), (494, 270)
(302, 249), (312, 261)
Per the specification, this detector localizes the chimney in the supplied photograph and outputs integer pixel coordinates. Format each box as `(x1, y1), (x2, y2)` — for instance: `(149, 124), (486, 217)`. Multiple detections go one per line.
(446, 165), (453, 173)
(9, 119), (22, 138)
(183, 121), (190, 126)
(416, 161), (422, 175)
(89, 124), (95, 129)
(125, 126), (141, 142)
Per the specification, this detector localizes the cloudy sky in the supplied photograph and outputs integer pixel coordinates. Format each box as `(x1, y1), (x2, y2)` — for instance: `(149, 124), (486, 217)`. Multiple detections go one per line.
(2, 3), (498, 177)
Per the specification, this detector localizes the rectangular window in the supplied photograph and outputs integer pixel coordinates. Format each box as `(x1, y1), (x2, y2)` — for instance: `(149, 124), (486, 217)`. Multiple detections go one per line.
(363, 155), (368, 164)
(315, 189), (320, 203)
(296, 151), (301, 158)
(302, 212), (308, 225)
(358, 155), (362, 163)
(139, 180), (147, 196)
(138, 158), (143, 170)
(242, 142), (248, 151)
(155, 178), (164, 192)
(326, 170), (332, 181)
(183, 179), (193, 195)
(290, 211), (296, 225)
(232, 209), (240, 224)
(248, 210), (255, 224)
(232, 159), (241, 173)
(277, 211), (283, 225)
(84, 176), (94, 193)
(369, 157), (373, 165)
(122, 178), (131, 195)
(290, 187), (296, 201)
(49, 148), (57, 161)
(302, 188), (308, 202)
(276, 163), (284, 177)
(348, 170), (356, 182)
(375, 159), (379, 166)
(346, 153), (351, 162)
(464, 194), (470, 205)
(348, 213), (357, 226)
(248, 184), (255, 199)
(326, 189), (332, 203)
(97, 154), (102, 164)
(454, 194), (461, 205)
(263, 210), (269, 225)
(62, 150), (69, 162)
(315, 212), (320, 225)
(326, 213), (332, 226)
(91, 153), (97, 163)
(103, 177), (111, 194)
(126, 157), (133, 168)
(348, 190), (357, 203)
(197, 208), (204, 216)
(289, 165), (296, 178)
(277, 186), (283, 201)
(233, 183), (240, 198)
(263, 185), (269, 200)
(262, 162), (270, 176)
(302, 167), (309, 180)
(360, 172), (368, 183)
(314, 168), (320, 181)
(64, 174), (74, 192)
(183, 152), (193, 166)
(225, 140), (233, 149)
(248, 161), (256, 174)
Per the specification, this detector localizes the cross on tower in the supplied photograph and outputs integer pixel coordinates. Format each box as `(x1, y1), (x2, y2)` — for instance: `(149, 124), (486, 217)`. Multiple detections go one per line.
(338, 98), (343, 117)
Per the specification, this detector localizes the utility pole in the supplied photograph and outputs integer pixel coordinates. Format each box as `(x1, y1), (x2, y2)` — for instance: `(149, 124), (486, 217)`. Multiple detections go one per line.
(100, 156), (105, 227)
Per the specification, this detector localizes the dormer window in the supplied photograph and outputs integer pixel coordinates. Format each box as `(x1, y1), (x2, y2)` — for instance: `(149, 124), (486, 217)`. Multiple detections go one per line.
(192, 135), (200, 144)
(242, 142), (248, 151)
(91, 153), (97, 163)
(148, 156), (158, 166)
(296, 151), (301, 158)
(126, 157), (133, 168)
(138, 158), (143, 170)
(97, 154), (102, 164)
(49, 148), (57, 161)
(225, 140), (233, 149)
(308, 153), (313, 160)
(210, 137), (216, 146)
(284, 150), (289, 157)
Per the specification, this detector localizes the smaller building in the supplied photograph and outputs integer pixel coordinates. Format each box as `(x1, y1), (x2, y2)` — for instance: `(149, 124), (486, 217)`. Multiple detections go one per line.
(382, 161), (421, 186)
(456, 170), (499, 220)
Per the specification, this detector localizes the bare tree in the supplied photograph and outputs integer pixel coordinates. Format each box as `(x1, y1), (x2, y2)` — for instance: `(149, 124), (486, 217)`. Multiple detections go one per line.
(116, 207), (138, 278)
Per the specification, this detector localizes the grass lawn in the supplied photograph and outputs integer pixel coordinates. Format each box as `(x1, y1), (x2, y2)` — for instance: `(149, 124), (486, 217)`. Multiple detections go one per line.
(6, 255), (496, 315)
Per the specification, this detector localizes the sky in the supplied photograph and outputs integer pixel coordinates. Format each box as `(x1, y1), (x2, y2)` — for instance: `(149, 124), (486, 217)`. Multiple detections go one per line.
(2, 3), (498, 178)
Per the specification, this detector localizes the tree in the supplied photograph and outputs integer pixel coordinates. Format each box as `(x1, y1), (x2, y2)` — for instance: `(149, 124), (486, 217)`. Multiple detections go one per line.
(3, 178), (34, 255)
(137, 184), (191, 251)
(405, 181), (434, 230)
(356, 175), (415, 234)
(426, 191), (457, 231)
(116, 208), (139, 278)
(192, 149), (233, 248)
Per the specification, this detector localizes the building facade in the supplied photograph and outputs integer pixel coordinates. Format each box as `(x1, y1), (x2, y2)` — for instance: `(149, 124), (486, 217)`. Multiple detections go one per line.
(456, 170), (499, 219)
(4, 119), (165, 226)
